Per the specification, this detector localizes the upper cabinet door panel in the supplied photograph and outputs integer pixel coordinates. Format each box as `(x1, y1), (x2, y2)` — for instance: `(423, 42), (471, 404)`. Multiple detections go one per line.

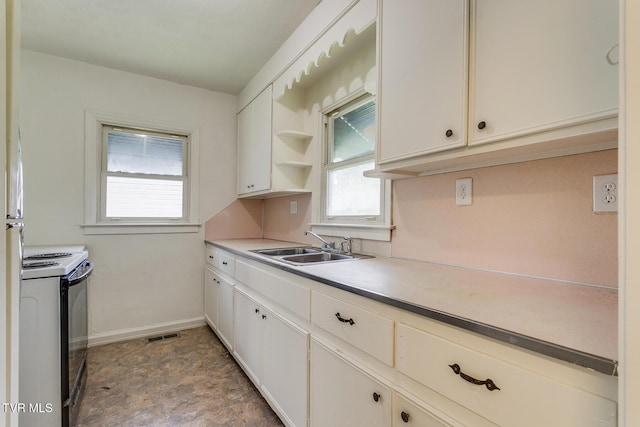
(469, 0), (619, 145)
(378, 0), (468, 164)
(237, 85), (273, 196)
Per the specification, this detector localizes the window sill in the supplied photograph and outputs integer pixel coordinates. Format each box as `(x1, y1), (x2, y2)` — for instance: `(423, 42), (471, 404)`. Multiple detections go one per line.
(82, 223), (201, 235)
(309, 223), (395, 242)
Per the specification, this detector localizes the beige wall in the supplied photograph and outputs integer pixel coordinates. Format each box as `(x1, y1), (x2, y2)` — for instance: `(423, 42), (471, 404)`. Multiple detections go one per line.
(21, 50), (238, 344)
(392, 149), (617, 287)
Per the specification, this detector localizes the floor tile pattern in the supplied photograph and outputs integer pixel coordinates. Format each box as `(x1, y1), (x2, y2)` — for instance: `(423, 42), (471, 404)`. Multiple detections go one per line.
(77, 326), (284, 427)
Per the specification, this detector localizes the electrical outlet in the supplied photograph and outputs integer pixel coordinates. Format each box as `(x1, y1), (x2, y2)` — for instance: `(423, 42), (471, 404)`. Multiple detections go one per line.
(456, 178), (473, 206)
(593, 174), (618, 213)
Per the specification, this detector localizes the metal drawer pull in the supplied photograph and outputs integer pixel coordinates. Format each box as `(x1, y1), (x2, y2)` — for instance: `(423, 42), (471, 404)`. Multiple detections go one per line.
(448, 363), (500, 391)
(372, 392), (381, 402)
(401, 411), (410, 423)
(335, 312), (355, 325)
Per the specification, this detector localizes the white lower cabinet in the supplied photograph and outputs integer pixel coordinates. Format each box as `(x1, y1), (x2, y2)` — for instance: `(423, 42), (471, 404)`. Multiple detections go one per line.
(210, 246), (617, 427)
(204, 267), (219, 329)
(310, 339), (391, 427)
(217, 276), (234, 350)
(204, 265), (234, 351)
(234, 287), (309, 427)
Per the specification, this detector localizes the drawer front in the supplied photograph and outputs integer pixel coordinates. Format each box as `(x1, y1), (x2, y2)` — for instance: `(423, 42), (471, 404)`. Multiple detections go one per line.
(205, 246), (218, 267)
(217, 251), (236, 276)
(392, 391), (455, 427)
(396, 323), (617, 427)
(235, 259), (310, 321)
(311, 291), (394, 366)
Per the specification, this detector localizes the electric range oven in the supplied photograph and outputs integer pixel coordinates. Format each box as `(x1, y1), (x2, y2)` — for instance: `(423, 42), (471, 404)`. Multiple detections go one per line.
(20, 246), (93, 427)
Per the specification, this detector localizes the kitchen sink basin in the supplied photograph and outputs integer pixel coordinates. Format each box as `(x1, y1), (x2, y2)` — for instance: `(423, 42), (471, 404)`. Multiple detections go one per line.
(251, 246), (372, 265)
(280, 252), (354, 264)
(253, 247), (319, 256)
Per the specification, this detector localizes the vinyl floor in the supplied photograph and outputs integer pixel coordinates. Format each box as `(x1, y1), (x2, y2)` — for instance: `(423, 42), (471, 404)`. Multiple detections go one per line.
(76, 326), (284, 427)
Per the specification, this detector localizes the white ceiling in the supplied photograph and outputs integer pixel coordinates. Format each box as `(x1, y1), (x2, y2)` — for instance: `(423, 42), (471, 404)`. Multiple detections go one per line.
(20, 0), (322, 95)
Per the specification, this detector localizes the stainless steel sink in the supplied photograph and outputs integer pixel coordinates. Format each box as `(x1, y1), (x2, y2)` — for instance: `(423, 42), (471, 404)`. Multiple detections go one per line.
(253, 247), (319, 256)
(251, 246), (372, 265)
(280, 252), (354, 264)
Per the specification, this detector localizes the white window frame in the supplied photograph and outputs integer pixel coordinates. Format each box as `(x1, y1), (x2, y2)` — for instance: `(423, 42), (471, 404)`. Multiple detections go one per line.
(83, 110), (200, 235)
(313, 93), (392, 241)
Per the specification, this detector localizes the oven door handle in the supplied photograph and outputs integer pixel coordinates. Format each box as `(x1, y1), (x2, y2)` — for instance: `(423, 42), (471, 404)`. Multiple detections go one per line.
(64, 261), (94, 286)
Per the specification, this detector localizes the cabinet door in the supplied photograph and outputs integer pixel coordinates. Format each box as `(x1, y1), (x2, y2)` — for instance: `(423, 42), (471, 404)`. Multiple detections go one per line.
(233, 289), (262, 384)
(237, 85), (273, 195)
(310, 339), (390, 427)
(378, 0), (468, 163)
(217, 276), (234, 351)
(262, 307), (309, 427)
(392, 391), (453, 427)
(469, 0), (618, 145)
(204, 268), (219, 330)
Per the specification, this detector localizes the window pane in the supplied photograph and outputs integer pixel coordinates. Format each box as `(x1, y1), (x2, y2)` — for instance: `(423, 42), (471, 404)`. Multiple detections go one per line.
(107, 131), (184, 176)
(331, 99), (376, 163)
(106, 176), (183, 218)
(327, 160), (380, 217)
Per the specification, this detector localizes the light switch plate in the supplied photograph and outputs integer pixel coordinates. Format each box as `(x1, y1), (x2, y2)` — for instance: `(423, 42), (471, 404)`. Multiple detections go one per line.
(290, 200), (298, 215)
(593, 174), (618, 213)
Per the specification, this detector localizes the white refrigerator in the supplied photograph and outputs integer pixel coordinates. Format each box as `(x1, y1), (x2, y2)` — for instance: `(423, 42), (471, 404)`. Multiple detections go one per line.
(3, 1), (22, 426)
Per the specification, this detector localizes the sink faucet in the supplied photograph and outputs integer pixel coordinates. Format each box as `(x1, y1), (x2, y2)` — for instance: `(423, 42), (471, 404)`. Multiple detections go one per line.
(340, 236), (353, 255)
(304, 231), (336, 251)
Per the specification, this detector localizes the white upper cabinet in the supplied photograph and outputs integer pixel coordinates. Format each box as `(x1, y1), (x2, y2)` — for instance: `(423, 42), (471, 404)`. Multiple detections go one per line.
(375, 0), (618, 176)
(378, 0), (468, 163)
(237, 85), (273, 196)
(469, 0), (618, 145)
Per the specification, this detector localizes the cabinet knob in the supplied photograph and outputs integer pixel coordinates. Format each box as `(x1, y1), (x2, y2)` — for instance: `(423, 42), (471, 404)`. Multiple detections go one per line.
(401, 411), (410, 423)
(372, 392), (381, 403)
(255, 308), (260, 314)
(445, 129), (453, 138)
(222, 261), (228, 265)
(262, 314), (267, 320)
(477, 121), (487, 130)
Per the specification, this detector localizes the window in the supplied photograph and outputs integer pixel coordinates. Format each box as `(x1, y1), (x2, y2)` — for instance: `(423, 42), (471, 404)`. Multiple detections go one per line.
(100, 126), (189, 221)
(321, 95), (388, 227)
(83, 110), (200, 234)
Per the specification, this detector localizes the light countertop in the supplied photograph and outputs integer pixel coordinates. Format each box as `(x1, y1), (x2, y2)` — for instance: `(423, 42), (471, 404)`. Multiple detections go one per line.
(207, 238), (618, 375)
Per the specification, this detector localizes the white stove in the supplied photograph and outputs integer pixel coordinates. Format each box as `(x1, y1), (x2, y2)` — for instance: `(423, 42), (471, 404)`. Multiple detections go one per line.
(22, 245), (89, 280)
(20, 244), (93, 427)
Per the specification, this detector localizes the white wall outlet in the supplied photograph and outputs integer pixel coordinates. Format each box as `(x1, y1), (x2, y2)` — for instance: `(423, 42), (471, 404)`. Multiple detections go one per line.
(290, 200), (298, 215)
(593, 174), (618, 213)
(456, 178), (473, 206)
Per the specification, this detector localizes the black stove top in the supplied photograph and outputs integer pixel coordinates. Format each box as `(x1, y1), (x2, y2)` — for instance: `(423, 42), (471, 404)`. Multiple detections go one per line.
(22, 261), (60, 269)
(23, 252), (72, 261)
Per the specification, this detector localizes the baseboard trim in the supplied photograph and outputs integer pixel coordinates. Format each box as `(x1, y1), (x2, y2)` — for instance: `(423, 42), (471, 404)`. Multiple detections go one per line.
(88, 317), (207, 348)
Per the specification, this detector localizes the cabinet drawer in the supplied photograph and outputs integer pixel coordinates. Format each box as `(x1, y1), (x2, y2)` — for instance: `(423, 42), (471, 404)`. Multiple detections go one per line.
(235, 260), (310, 321)
(217, 251), (235, 276)
(205, 246), (218, 267)
(392, 391), (456, 427)
(311, 291), (394, 366)
(396, 323), (617, 427)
